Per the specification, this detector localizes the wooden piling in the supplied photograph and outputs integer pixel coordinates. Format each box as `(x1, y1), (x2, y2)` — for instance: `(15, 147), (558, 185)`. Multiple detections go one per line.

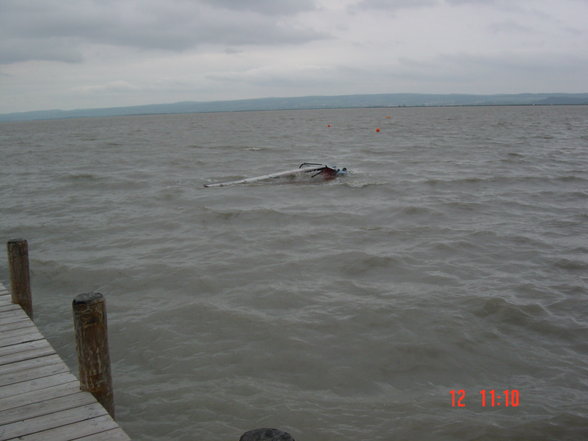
(73, 292), (115, 419)
(7, 238), (32, 318)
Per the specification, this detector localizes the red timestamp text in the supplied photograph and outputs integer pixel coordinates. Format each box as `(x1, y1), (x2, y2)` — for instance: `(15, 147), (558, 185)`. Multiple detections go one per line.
(450, 389), (520, 408)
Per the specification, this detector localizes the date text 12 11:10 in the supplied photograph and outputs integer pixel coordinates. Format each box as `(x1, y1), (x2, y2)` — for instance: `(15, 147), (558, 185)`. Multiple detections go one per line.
(450, 389), (520, 407)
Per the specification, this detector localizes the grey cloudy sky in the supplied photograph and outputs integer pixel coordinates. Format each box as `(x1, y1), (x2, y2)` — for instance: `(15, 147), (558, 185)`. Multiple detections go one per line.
(1, 0), (587, 113)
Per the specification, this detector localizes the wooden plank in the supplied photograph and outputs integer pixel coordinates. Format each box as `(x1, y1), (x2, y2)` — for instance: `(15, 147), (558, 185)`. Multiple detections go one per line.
(0, 339), (52, 357)
(0, 354), (64, 377)
(0, 325), (39, 340)
(74, 427), (132, 441)
(0, 391), (96, 425)
(0, 357), (69, 387)
(0, 307), (30, 325)
(0, 304), (21, 314)
(0, 319), (33, 333)
(0, 312), (30, 327)
(0, 372), (79, 400)
(0, 344), (56, 367)
(0, 327), (44, 347)
(0, 402), (107, 440)
(0, 324), (42, 341)
(0, 299), (21, 309)
(10, 415), (126, 441)
(0, 379), (80, 413)
(0, 307), (33, 321)
(0, 339), (56, 366)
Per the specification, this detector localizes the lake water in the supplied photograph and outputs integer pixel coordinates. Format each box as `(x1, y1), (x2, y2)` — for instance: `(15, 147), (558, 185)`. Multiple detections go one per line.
(1, 106), (587, 440)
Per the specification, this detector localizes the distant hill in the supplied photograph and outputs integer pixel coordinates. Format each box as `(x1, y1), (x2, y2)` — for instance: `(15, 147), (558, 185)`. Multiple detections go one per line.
(1, 92), (588, 122)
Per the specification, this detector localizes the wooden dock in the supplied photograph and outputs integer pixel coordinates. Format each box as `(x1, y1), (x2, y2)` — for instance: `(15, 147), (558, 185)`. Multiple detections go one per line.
(0, 282), (131, 441)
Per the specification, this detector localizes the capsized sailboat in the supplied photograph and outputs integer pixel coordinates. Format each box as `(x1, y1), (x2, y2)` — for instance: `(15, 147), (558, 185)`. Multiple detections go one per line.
(204, 163), (348, 188)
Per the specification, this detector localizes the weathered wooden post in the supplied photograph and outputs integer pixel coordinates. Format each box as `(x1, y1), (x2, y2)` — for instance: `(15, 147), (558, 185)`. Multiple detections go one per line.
(73, 292), (115, 418)
(7, 239), (33, 318)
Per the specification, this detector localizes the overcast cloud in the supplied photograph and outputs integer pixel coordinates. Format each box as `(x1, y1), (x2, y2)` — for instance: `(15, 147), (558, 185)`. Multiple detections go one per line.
(1, 0), (586, 113)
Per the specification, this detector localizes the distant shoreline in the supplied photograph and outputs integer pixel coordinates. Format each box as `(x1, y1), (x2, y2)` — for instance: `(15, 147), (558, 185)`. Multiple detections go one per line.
(2, 92), (588, 122)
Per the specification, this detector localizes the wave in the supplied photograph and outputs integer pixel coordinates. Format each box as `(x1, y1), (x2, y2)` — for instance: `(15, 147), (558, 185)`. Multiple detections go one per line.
(58, 172), (103, 181)
(423, 174), (588, 187)
(468, 296), (587, 346)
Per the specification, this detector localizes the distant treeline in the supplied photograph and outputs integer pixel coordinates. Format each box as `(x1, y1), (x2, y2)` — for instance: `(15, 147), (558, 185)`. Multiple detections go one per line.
(2, 92), (588, 122)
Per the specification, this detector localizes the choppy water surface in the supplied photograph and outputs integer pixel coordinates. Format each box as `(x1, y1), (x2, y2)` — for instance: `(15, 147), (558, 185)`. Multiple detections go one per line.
(1, 106), (587, 440)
